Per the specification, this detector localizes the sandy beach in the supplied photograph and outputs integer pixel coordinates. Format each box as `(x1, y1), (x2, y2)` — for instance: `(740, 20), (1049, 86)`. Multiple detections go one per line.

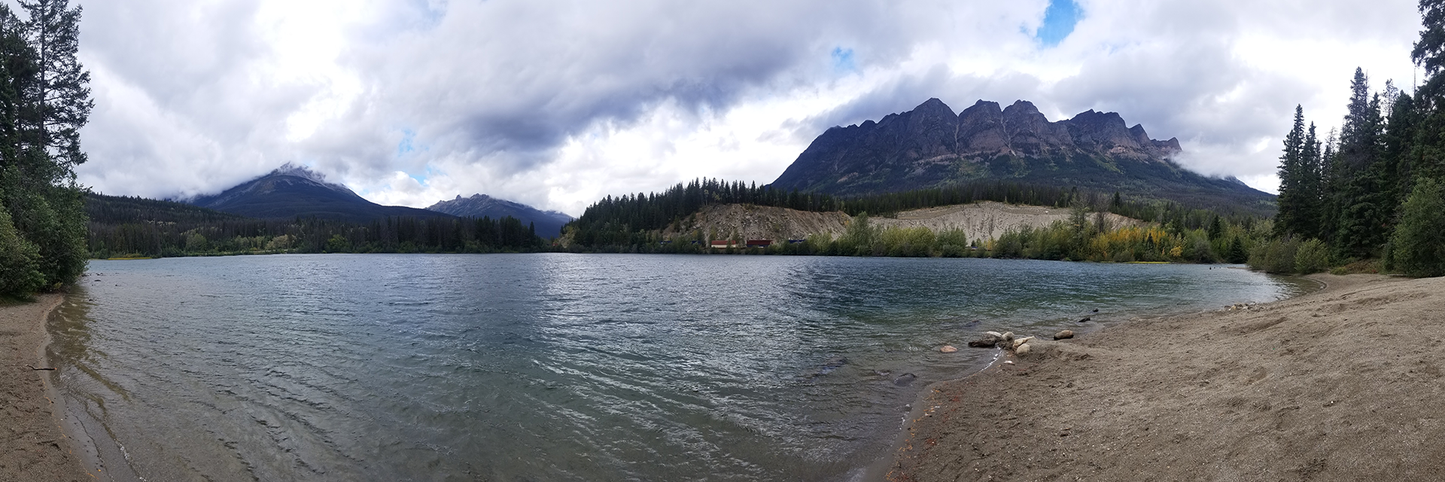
(1, 294), (92, 481)
(887, 273), (1445, 481)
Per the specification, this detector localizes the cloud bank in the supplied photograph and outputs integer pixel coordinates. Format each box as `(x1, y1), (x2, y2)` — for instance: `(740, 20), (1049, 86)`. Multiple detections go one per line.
(74, 0), (1423, 215)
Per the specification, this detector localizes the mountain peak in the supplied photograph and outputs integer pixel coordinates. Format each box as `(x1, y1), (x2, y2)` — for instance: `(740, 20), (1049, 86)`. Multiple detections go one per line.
(184, 164), (451, 222)
(770, 97), (1272, 214)
(425, 193), (573, 238)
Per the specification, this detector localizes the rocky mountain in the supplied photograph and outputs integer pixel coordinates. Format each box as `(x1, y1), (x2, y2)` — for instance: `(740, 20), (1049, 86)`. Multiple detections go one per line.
(772, 98), (1273, 213)
(425, 194), (573, 238)
(186, 164), (454, 222)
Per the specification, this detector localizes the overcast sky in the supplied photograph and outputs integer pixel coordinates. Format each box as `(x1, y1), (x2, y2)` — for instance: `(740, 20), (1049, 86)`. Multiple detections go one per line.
(72, 0), (1423, 216)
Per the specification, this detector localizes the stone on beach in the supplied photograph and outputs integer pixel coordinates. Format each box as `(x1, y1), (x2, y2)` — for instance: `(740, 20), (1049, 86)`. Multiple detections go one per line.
(1015, 343), (1032, 355)
(940, 345), (958, 353)
(1054, 330), (1075, 340)
(969, 333), (1003, 348)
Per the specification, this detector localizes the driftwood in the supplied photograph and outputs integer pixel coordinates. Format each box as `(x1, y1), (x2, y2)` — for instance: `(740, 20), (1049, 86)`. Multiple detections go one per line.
(25, 364), (56, 371)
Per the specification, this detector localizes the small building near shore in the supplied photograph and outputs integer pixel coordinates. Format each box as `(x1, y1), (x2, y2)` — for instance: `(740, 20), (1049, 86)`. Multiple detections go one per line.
(710, 240), (739, 249)
(746, 239), (772, 248)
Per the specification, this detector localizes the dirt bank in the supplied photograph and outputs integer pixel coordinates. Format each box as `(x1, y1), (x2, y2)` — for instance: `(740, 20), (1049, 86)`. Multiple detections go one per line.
(667, 201), (1137, 243)
(888, 274), (1445, 481)
(1, 294), (92, 481)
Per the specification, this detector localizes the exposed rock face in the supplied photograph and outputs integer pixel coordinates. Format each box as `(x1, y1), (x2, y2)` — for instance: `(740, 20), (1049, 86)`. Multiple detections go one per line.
(771, 98), (1274, 214)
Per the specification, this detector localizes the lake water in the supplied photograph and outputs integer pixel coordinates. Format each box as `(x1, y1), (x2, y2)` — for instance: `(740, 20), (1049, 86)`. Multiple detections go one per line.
(48, 254), (1309, 481)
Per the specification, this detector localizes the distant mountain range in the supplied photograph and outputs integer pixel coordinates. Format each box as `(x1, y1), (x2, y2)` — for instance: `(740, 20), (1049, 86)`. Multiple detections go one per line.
(771, 98), (1274, 214)
(185, 164), (450, 223)
(177, 164), (570, 237)
(426, 194), (573, 238)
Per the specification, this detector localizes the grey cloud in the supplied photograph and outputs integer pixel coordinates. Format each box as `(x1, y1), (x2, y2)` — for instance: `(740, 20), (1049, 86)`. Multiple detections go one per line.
(326, 0), (974, 177)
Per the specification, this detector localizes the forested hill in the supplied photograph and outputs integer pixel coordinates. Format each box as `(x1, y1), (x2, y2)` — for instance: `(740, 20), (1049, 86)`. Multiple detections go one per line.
(185, 164), (453, 223)
(86, 193), (246, 225)
(566, 177), (1257, 253)
(771, 98), (1275, 216)
(83, 193), (545, 258)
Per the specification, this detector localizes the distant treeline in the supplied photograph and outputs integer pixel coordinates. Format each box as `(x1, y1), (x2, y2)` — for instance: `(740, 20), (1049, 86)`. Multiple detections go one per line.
(85, 194), (543, 258)
(567, 178), (1268, 264)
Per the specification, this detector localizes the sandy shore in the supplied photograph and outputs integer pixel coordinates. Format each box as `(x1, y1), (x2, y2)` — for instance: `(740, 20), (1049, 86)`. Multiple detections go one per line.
(888, 273), (1445, 481)
(1, 294), (93, 481)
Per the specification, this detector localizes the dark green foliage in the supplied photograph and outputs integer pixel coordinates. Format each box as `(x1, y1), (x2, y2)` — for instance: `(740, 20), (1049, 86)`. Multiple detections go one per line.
(1294, 239), (1331, 274)
(0, 1), (89, 297)
(1247, 237), (1301, 274)
(1275, 106), (1309, 237)
(1414, 0), (1445, 77)
(1260, 2), (1445, 274)
(1391, 177), (1445, 277)
(0, 203), (44, 295)
(84, 193), (546, 257)
(20, 0), (91, 170)
(1226, 236), (1248, 264)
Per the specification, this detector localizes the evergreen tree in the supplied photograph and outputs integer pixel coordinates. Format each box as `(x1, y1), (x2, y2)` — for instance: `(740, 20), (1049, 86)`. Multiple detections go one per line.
(20, 0), (91, 171)
(1274, 105), (1307, 237)
(1299, 122), (1323, 239)
(1332, 70), (1389, 259)
(0, 1), (88, 296)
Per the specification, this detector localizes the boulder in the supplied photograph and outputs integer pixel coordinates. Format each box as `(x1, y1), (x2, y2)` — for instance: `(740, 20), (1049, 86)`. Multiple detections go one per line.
(968, 334), (1002, 348)
(1011, 337), (1034, 350)
(1015, 343), (1032, 355)
(1054, 330), (1075, 340)
(940, 345), (958, 353)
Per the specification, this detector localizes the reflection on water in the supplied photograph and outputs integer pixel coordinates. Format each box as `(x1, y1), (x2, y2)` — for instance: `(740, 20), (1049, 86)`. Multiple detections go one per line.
(50, 254), (1309, 481)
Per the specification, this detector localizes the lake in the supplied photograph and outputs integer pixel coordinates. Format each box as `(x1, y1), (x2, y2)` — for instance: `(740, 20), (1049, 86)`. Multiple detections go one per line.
(48, 254), (1309, 481)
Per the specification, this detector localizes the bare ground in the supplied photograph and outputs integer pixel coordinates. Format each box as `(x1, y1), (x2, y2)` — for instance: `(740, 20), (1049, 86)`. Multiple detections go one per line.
(887, 274), (1445, 481)
(666, 202), (1138, 243)
(1, 294), (92, 481)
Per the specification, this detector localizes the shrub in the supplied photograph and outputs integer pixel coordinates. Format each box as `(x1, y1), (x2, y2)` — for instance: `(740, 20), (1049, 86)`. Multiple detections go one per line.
(1248, 237), (1300, 274)
(0, 207), (45, 297)
(1294, 238), (1331, 274)
(1391, 178), (1445, 277)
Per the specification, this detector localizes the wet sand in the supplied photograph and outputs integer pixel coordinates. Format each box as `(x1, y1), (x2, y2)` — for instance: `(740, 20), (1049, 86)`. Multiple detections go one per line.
(887, 273), (1445, 481)
(1, 294), (93, 481)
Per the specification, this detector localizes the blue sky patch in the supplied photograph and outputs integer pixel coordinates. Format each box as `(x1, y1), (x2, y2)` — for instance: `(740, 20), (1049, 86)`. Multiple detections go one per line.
(1035, 0), (1081, 47)
(397, 129), (418, 157)
(831, 47), (857, 74)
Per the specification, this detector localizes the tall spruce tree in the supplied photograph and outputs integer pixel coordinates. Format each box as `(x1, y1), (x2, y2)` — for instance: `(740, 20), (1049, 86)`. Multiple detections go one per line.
(1413, 0), (1445, 186)
(1299, 122), (1323, 239)
(20, 0), (89, 171)
(1274, 105), (1308, 237)
(1332, 70), (1389, 259)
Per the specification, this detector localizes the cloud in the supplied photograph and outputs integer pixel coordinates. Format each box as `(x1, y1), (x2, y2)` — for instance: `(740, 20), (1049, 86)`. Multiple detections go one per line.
(74, 0), (1423, 213)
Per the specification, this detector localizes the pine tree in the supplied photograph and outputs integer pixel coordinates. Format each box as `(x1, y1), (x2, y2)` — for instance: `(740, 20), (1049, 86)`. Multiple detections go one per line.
(0, 1), (88, 295)
(1299, 122), (1323, 239)
(19, 0), (90, 171)
(1332, 70), (1389, 259)
(1274, 105), (1307, 237)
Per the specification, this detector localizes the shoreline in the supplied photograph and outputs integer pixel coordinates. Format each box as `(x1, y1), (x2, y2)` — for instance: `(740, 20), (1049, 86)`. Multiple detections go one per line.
(1, 294), (92, 481)
(885, 273), (1445, 480)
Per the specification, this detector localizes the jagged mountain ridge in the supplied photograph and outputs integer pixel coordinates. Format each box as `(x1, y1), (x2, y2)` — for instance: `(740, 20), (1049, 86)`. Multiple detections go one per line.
(771, 98), (1273, 214)
(426, 194), (573, 238)
(186, 164), (454, 222)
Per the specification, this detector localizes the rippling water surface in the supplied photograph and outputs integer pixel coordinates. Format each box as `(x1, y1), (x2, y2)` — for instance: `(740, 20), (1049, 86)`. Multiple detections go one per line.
(49, 254), (1308, 481)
